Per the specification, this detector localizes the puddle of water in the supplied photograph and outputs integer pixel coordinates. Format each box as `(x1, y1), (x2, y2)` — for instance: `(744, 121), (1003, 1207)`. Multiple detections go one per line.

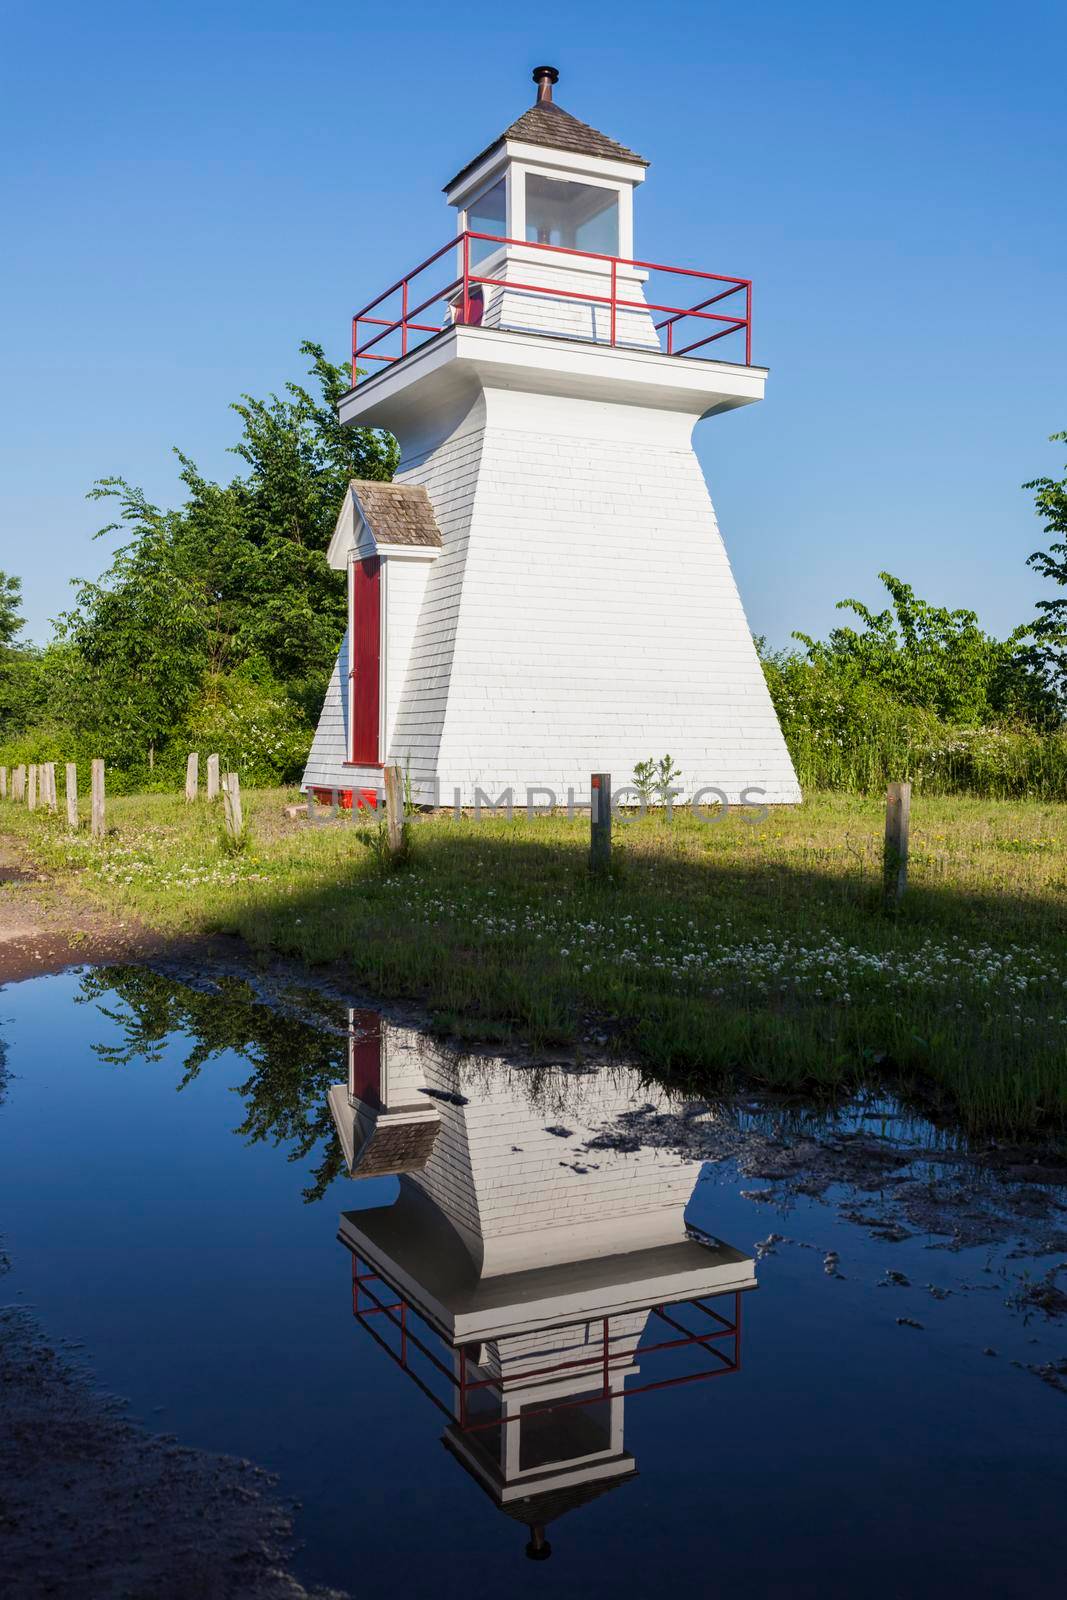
(1, 965), (1066, 1598)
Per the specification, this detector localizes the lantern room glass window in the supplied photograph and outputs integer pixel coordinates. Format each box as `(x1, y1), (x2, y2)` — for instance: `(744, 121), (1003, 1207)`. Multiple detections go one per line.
(519, 1393), (612, 1471)
(525, 174), (619, 255)
(467, 178), (507, 265)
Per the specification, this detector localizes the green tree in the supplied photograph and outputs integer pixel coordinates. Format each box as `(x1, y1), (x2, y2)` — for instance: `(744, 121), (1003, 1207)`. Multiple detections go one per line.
(79, 966), (349, 1202)
(791, 571), (1053, 726)
(55, 485), (213, 763)
(1024, 430), (1067, 704)
(53, 342), (398, 778)
(0, 571), (48, 739)
(0, 570), (23, 649)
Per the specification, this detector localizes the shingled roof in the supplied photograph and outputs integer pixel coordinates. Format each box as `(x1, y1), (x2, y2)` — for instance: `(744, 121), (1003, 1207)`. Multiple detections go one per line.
(444, 97), (648, 193)
(350, 1116), (441, 1178)
(352, 481), (442, 549)
(443, 1431), (633, 1536)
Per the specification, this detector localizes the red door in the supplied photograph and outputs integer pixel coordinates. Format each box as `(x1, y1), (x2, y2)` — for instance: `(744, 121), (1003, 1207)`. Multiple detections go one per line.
(348, 1010), (384, 1109)
(350, 556), (381, 765)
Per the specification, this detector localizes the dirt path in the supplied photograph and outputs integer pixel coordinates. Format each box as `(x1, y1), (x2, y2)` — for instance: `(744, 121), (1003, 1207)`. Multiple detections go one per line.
(0, 836), (204, 983)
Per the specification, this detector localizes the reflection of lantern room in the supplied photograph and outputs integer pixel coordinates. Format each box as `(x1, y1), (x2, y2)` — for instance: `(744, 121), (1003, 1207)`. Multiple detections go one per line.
(440, 1307), (652, 1543)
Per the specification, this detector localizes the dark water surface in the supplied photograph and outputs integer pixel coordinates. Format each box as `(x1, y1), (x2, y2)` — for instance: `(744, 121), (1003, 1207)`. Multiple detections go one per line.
(1, 966), (1065, 1598)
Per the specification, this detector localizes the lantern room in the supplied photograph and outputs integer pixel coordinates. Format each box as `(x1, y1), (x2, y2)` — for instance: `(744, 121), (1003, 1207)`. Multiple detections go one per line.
(442, 65), (654, 346)
(445, 65), (643, 263)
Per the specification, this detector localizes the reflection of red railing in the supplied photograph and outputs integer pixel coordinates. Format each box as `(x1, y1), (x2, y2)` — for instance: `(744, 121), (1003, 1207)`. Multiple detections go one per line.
(350, 231), (752, 384)
(346, 1248), (743, 1431)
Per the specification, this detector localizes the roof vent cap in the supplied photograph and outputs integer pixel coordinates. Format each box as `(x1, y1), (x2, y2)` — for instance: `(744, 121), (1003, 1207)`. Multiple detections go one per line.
(532, 65), (559, 104)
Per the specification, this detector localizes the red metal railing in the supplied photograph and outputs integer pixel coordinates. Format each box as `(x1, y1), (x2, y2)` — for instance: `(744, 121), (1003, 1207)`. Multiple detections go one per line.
(347, 1249), (743, 1431)
(351, 231), (752, 384)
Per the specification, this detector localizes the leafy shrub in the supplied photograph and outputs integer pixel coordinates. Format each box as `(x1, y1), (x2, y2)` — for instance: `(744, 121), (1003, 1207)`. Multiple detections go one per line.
(789, 571), (1059, 728)
(181, 671), (313, 787)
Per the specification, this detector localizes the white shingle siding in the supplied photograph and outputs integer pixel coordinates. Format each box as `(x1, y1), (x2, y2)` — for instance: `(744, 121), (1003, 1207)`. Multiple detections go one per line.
(307, 354), (799, 806)
(396, 1039), (705, 1280)
(479, 258), (658, 349)
(383, 557), (432, 755)
(386, 422), (487, 790)
(302, 626), (349, 791)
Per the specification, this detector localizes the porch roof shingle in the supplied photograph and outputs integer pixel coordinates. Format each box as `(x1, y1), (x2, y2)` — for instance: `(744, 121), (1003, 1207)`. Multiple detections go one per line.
(352, 480), (442, 549)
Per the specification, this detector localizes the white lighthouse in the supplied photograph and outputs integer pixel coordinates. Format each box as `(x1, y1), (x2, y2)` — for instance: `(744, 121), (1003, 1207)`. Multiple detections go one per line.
(303, 66), (800, 808)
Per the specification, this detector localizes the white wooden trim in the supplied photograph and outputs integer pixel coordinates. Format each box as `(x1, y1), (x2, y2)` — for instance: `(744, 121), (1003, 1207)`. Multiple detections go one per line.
(339, 325), (767, 441)
(503, 139), (647, 188)
(447, 153), (508, 210)
(377, 555), (388, 764)
(508, 162), (525, 247)
(445, 139), (646, 208)
(346, 557), (355, 762)
(375, 543), (440, 561)
(326, 484), (357, 570)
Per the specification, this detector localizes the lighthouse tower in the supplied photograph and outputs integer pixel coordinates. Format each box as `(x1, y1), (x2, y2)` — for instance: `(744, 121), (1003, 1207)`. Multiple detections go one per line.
(303, 67), (800, 807)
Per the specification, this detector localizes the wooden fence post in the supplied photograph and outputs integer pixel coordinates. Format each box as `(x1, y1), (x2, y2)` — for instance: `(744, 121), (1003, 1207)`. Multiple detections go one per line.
(91, 760), (105, 839)
(223, 772), (243, 838)
(27, 764), (37, 811)
(590, 772), (612, 873)
(185, 752), (199, 802)
(45, 762), (57, 812)
(206, 753), (220, 801)
(883, 780), (911, 910)
(12, 765), (25, 802)
(66, 763), (79, 829)
(383, 764), (405, 858)
(0, 766), (6, 800)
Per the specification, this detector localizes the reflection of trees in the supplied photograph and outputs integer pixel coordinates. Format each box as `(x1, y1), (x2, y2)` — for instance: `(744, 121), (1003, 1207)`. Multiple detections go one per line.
(78, 967), (349, 1202)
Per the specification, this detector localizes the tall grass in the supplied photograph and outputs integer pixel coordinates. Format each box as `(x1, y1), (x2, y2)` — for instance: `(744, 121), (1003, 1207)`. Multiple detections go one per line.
(765, 662), (1067, 798)
(785, 720), (1067, 798)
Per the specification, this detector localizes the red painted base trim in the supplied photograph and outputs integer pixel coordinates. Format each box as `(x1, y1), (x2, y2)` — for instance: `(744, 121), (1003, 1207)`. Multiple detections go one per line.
(309, 786), (379, 812)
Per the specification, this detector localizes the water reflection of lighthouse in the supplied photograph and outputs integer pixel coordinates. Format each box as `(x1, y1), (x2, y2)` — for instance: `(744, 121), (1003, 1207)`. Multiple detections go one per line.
(328, 1010), (755, 1558)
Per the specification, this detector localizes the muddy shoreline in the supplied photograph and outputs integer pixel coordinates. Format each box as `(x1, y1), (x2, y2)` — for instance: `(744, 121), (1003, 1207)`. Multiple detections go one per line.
(0, 837), (218, 984)
(0, 1304), (347, 1600)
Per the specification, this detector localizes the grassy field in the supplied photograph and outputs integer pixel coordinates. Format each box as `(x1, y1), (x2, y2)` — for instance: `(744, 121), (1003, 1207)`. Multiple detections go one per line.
(2, 787), (1066, 1140)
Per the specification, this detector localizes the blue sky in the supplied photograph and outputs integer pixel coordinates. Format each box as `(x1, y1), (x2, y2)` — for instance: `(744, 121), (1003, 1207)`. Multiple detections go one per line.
(1, 0), (1064, 648)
